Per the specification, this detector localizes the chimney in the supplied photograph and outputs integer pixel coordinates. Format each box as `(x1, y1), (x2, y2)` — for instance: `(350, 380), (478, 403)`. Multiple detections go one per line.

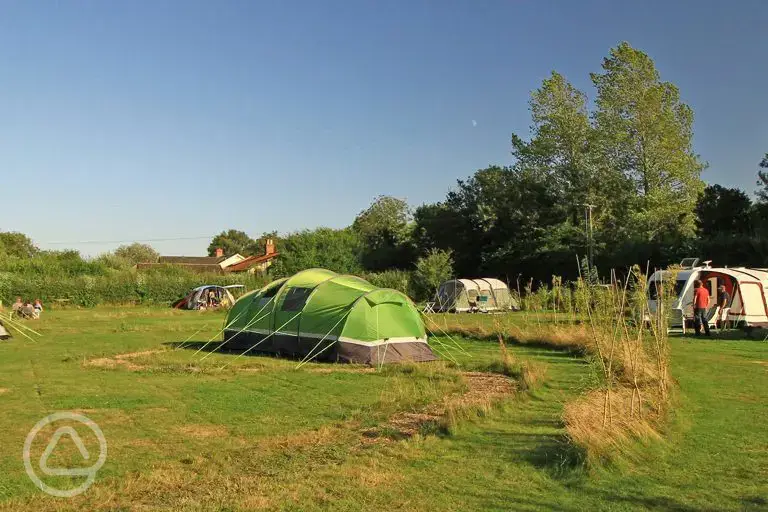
(265, 239), (275, 255)
(215, 247), (224, 258)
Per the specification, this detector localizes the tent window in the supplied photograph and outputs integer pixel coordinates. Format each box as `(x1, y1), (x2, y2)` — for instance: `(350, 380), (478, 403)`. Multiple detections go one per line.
(282, 287), (312, 311)
(262, 284), (281, 299)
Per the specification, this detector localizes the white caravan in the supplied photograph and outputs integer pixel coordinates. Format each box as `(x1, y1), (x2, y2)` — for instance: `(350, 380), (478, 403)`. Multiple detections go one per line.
(648, 258), (768, 329)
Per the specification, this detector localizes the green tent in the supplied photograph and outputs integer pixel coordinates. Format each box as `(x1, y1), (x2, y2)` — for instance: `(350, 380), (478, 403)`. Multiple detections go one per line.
(222, 269), (436, 364)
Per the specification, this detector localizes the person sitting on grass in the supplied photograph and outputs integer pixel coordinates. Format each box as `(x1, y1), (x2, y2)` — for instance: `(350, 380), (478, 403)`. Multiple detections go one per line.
(693, 280), (711, 337)
(20, 302), (36, 319)
(33, 299), (43, 319)
(11, 297), (23, 317)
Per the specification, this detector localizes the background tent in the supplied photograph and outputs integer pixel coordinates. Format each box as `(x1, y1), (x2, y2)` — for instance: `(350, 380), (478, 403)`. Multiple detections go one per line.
(434, 278), (518, 312)
(172, 285), (243, 310)
(222, 269), (435, 365)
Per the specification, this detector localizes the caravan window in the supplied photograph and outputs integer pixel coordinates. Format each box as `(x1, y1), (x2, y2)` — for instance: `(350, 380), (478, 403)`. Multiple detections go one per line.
(649, 279), (687, 300)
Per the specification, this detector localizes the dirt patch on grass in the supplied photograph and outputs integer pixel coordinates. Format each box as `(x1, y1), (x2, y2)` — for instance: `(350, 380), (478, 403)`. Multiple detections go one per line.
(0, 388), (9, 395)
(459, 371), (516, 403)
(84, 349), (166, 371)
(309, 367), (377, 374)
(119, 349), (165, 359)
(86, 357), (146, 371)
(366, 371), (516, 440)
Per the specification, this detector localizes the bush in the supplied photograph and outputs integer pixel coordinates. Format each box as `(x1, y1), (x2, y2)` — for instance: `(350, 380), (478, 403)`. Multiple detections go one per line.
(363, 270), (413, 297)
(412, 249), (453, 301)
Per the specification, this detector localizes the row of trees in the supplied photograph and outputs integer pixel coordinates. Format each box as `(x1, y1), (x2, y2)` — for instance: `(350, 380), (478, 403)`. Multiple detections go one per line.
(4, 43), (766, 299)
(208, 43), (767, 284)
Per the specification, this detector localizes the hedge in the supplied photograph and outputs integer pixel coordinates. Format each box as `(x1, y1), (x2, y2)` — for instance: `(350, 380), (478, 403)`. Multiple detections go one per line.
(0, 269), (270, 308)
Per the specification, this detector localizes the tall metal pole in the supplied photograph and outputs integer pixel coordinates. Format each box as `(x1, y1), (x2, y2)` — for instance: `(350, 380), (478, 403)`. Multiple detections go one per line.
(581, 203), (596, 272)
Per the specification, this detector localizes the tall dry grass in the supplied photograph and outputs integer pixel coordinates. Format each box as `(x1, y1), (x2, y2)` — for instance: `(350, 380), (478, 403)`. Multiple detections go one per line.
(431, 265), (678, 465)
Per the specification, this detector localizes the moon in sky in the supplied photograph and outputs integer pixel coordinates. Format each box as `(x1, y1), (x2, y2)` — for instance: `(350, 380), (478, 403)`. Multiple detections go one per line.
(472, 120), (477, 127)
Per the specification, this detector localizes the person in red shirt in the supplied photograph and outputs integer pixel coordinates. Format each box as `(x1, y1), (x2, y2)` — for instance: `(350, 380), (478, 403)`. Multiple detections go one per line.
(693, 280), (711, 336)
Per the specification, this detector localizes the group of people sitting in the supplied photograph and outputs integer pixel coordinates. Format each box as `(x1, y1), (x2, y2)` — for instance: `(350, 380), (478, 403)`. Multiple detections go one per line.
(11, 297), (43, 319)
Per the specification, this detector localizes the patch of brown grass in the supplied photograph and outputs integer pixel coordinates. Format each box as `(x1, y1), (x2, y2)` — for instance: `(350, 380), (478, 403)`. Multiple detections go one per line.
(308, 367), (377, 374)
(436, 315), (592, 353)
(84, 349), (167, 371)
(257, 423), (351, 452)
(176, 424), (229, 438)
(369, 370), (519, 440)
(341, 459), (404, 488)
(85, 357), (146, 371)
(563, 386), (664, 465)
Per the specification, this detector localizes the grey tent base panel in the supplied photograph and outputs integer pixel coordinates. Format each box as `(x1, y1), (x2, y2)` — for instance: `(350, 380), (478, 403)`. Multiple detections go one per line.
(222, 330), (437, 365)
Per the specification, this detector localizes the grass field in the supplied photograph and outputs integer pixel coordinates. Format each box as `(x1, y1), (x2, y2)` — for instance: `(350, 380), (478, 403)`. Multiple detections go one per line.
(0, 307), (766, 511)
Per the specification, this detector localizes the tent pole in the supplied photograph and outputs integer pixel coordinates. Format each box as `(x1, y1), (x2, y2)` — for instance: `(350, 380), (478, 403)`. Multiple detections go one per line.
(193, 296), (274, 358)
(175, 325), (208, 351)
(220, 310), (304, 370)
(295, 310), (352, 369)
(198, 309), (273, 362)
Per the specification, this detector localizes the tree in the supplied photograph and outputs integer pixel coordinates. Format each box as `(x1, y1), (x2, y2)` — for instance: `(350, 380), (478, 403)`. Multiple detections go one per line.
(512, 72), (599, 222)
(268, 227), (363, 277)
(510, 71), (625, 265)
(352, 196), (415, 270)
(413, 166), (577, 280)
(591, 42), (706, 242)
(207, 230), (256, 257)
(412, 249), (453, 300)
(114, 243), (160, 265)
(695, 185), (753, 238)
(0, 231), (38, 258)
(757, 153), (768, 202)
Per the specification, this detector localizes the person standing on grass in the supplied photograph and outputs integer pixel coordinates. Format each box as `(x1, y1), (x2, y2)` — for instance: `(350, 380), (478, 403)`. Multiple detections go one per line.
(716, 285), (730, 329)
(717, 285), (730, 309)
(693, 280), (711, 336)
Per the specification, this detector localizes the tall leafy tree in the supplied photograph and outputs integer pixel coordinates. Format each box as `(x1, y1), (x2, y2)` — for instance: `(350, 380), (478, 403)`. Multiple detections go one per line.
(695, 185), (753, 238)
(510, 71), (622, 263)
(512, 72), (597, 222)
(207, 229), (256, 257)
(352, 196), (414, 270)
(269, 227), (362, 276)
(114, 243), (160, 264)
(591, 42), (706, 242)
(413, 166), (576, 279)
(0, 231), (38, 258)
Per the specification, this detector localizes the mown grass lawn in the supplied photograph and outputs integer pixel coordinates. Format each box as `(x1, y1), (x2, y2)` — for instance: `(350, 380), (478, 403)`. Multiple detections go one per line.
(0, 307), (765, 511)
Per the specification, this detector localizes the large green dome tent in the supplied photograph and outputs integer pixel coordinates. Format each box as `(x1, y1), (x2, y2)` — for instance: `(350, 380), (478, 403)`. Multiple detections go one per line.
(222, 269), (436, 364)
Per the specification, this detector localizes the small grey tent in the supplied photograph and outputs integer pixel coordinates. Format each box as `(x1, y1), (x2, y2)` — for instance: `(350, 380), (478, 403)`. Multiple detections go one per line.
(434, 278), (518, 313)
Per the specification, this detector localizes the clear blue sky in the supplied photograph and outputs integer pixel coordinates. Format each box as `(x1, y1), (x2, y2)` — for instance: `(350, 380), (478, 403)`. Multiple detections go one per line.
(1, 0), (766, 256)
